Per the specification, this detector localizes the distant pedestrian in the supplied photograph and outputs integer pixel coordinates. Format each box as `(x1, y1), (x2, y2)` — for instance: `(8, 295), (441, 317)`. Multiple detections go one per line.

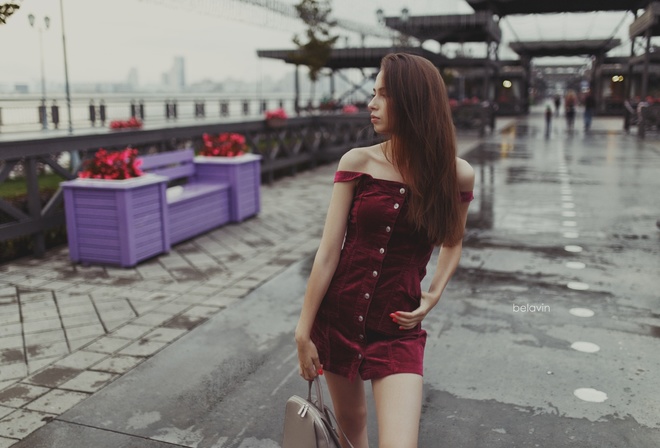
(584, 90), (595, 132)
(545, 105), (553, 138)
(295, 53), (474, 448)
(554, 95), (561, 117)
(565, 91), (577, 131)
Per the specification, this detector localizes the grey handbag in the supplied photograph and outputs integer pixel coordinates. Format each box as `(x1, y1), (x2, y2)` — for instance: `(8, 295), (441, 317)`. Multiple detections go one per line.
(282, 377), (355, 448)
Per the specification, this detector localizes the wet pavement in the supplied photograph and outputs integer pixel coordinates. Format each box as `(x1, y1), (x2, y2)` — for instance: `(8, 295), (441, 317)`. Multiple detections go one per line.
(2, 110), (660, 447)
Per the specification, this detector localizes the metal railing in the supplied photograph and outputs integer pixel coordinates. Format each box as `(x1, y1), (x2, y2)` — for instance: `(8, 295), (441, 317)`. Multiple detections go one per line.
(0, 113), (375, 258)
(0, 92), (369, 134)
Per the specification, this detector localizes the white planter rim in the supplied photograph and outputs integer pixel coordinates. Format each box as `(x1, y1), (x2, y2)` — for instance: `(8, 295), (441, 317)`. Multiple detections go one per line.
(61, 173), (168, 190)
(194, 154), (262, 164)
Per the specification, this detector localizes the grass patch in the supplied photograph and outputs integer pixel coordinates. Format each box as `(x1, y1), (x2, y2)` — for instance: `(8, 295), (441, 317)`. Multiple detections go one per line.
(0, 173), (65, 199)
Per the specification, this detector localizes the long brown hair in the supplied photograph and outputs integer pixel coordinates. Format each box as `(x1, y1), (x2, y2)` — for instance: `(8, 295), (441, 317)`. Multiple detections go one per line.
(380, 53), (462, 246)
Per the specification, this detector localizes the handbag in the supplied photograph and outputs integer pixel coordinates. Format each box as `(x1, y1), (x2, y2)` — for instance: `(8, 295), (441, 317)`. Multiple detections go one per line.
(282, 377), (355, 448)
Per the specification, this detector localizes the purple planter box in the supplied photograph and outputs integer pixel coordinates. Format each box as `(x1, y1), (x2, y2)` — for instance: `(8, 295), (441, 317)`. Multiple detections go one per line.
(61, 175), (170, 268)
(194, 154), (262, 222)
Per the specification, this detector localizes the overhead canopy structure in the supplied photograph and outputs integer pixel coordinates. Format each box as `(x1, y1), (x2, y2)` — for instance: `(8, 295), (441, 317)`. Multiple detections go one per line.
(630, 2), (660, 38)
(509, 39), (622, 58)
(384, 12), (501, 44)
(257, 46), (436, 70)
(466, 0), (651, 15)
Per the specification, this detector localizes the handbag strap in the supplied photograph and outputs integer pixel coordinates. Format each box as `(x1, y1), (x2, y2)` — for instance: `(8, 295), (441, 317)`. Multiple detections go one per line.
(307, 378), (356, 448)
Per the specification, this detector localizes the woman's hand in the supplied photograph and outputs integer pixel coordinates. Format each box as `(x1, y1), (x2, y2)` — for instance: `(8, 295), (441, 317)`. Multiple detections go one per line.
(391, 291), (436, 330)
(296, 337), (323, 381)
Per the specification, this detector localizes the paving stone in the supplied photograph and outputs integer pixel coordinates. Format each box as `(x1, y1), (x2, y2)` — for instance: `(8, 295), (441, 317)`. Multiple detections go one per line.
(25, 342), (69, 362)
(61, 284), (96, 294)
(17, 292), (52, 303)
(23, 330), (66, 347)
(55, 294), (93, 307)
(58, 303), (97, 318)
(214, 286), (251, 298)
(0, 304), (18, 316)
(55, 351), (107, 370)
(23, 318), (63, 334)
(0, 384), (50, 408)
(0, 365), (27, 383)
(0, 383), (16, 395)
(0, 408), (11, 421)
(0, 348), (24, 364)
(202, 295), (239, 308)
(118, 340), (168, 357)
(109, 324), (152, 340)
(0, 326), (21, 339)
(20, 307), (59, 322)
(0, 409), (55, 439)
(91, 355), (143, 374)
(25, 366), (81, 388)
(14, 278), (51, 288)
(37, 281), (72, 291)
(0, 287), (16, 297)
(0, 338), (22, 351)
(0, 315), (19, 326)
(102, 320), (130, 332)
(27, 357), (61, 375)
(181, 305), (221, 319)
(24, 389), (89, 414)
(68, 336), (100, 351)
(142, 327), (188, 343)
(129, 312), (176, 327)
(84, 337), (132, 354)
(58, 371), (117, 393)
(149, 302), (189, 315)
(0, 435), (18, 447)
(64, 324), (105, 341)
(61, 314), (101, 328)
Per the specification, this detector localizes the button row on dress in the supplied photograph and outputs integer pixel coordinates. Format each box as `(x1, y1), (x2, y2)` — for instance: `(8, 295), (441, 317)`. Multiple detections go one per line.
(379, 248), (385, 254)
(364, 293), (370, 300)
(394, 203), (399, 209)
(386, 226), (391, 233)
(400, 187), (406, 194)
(358, 315), (364, 322)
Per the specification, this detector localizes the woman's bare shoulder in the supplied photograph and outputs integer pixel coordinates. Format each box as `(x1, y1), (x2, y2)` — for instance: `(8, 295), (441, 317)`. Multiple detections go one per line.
(337, 146), (373, 172)
(455, 157), (475, 191)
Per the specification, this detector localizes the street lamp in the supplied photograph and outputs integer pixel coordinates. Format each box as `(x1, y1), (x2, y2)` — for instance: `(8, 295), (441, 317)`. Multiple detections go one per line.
(376, 8), (384, 25)
(401, 7), (409, 23)
(28, 13), (50, 130)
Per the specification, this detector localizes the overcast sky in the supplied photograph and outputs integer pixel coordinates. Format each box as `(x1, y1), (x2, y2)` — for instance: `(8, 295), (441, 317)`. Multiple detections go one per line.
(0, 0), (636, 89)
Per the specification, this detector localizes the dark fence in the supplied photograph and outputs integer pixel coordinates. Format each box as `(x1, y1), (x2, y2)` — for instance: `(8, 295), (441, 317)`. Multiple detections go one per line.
(0, 114), (375, 258)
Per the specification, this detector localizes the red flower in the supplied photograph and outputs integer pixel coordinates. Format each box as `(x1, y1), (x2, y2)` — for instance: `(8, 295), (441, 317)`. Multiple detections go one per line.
(110, 118), (143, 130)
(265, 108), (288, 120)
(199, 132), (248, 157)
(78, 147), (144, 180)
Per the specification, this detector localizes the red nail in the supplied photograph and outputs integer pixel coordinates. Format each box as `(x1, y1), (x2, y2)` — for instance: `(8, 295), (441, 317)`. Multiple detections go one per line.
(318, 368), (324, 375)
(399, 326), (403, 330)
(389, 313), (395, 318)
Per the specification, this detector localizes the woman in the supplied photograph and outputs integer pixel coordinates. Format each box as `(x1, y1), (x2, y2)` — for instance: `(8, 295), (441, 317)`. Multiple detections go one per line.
(294, 53), (474, 448)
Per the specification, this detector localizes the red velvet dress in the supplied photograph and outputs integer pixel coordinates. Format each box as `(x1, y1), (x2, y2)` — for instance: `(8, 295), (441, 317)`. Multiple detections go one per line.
(311, 171), (474, 381)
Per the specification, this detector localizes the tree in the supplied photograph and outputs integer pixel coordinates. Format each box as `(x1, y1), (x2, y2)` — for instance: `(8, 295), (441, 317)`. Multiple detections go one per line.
(0, 2), (21, 25)
(291, 0), (338, 83)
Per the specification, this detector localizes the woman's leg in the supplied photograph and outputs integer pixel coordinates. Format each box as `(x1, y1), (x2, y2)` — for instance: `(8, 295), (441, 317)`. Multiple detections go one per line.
(372, 373), (423, 448)
(324, 371), (369, 448)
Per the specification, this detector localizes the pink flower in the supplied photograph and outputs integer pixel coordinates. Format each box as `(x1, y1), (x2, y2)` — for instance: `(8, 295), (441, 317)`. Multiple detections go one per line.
(265, 108), (288, 120)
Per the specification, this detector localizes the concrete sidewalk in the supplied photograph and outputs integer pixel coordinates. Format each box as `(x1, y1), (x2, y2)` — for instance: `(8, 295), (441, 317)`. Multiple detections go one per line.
(0, 123), (489, 447)
(3, 111), (658, 447)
